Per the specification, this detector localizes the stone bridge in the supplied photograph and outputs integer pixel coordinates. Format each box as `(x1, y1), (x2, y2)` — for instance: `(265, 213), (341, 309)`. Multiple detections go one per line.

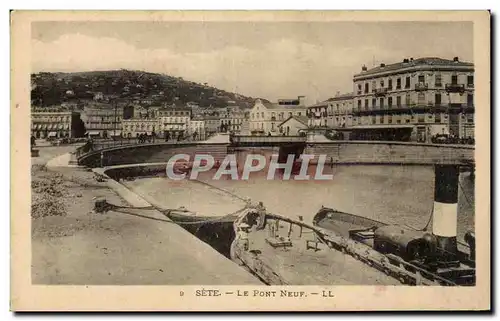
(77, 137), (475, 168)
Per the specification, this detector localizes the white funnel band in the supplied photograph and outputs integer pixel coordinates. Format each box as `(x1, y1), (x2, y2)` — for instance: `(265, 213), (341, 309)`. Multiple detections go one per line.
(432, 201), (458, 237)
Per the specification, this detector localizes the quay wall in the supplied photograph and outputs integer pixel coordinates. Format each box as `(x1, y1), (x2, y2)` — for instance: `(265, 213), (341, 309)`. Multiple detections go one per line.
(92, 165), (262, 285)
(79, 141), (474, 168)
(304, 141), (474, 165)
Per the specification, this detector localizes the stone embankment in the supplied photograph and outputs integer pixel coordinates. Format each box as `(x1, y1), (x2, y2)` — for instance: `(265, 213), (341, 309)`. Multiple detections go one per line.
(31, 146), (261, 285)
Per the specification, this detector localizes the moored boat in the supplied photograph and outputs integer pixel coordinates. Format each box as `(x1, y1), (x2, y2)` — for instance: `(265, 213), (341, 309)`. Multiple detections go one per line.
(312, 164), (476, 286)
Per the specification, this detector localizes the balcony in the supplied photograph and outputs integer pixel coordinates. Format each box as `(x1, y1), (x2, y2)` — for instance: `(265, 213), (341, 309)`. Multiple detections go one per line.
(415, 101), (433, 107)
(415, 83), (428, 91)
(374, 88), (388, 97)
(445, 83), (465, 93)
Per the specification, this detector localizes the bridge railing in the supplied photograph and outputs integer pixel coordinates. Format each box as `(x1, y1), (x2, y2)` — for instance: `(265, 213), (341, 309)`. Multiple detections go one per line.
(74, 139), (160, 158)
(230, 135), (307, 144)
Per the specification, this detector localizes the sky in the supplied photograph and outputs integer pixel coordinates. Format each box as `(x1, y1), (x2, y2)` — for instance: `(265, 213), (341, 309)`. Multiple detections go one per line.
(31, 21), (473, 104)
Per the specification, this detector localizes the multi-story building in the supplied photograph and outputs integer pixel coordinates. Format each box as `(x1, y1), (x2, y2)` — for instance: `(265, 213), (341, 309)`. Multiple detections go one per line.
(203, 115), (222, 136)
(220, 108), (247, 133)
(189, 119), (206, 140)
(158, 107), (192, 139)
(122, 118), (159, 138)
(352, 57), (474, 141)
(327, 93), (355, 128)
(249, 96), (308, 135)
(31, 107), (82, 139)
(81, 104), (123, 138)
(307, 92), (355, 128)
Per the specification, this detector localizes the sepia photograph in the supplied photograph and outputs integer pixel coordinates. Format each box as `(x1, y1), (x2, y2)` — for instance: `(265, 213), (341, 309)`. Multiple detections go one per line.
(10, 10), (490, 311)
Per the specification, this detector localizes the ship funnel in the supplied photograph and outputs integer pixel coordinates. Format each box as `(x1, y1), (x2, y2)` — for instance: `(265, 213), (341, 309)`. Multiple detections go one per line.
(432, 164), (460, 258)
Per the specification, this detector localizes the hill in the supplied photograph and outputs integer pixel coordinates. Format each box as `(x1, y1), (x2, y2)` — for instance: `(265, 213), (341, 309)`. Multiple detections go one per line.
(31, 70), (264, 109)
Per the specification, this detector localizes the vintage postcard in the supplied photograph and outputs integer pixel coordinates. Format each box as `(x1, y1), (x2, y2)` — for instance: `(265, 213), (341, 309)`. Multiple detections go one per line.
(11, 10), (490, 311)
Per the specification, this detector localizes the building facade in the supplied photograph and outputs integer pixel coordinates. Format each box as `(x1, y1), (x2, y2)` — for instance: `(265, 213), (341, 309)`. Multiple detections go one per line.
(203, 116), (222, 136)
(278, 115), (309, 136)
(307, 93), (355, 128)
(249, 96), (308, 135)
(157, 107), (192, 139)
(189, 119), (206, 140)
(31, 108), (81, 139)
(81, 105), (124, 138)
(122, 118), (159, 138)
(220, 110), (247, 133)
(352, 57), (474, 141)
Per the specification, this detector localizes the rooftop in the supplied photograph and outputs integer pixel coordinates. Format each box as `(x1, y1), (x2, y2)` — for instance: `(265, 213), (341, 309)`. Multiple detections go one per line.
(260, 101), (307, 110)
(279, 115), (309, 127)
(354, 57), (474, 78)
(308, 93), (354, 108)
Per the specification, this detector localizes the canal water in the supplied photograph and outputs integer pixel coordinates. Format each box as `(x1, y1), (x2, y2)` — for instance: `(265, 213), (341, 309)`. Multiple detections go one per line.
(124, 163), (475, 243)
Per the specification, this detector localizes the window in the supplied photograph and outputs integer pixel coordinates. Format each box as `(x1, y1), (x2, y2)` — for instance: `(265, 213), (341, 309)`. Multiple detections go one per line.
(388, 97), (393, 108)
(372, 81), (376, 92)
(418, 93), (426, 105)
(388, 115), (393, 124)
(396, 78), (401, 89)
(357, 100), (362, 109)
(451, 75), (458, 85)
(435, 93), (442, 106)
(467, 75), (474, 87)
(261, 112), (264, 118)
(297, 112), (302, 116)
(380, 80), (384, 88)
(405, 93), (411, 105)
(405, 76), (411, 89)
(418, 114), (425, 123)
(357, 84), (362, 94)
(372, 98), (376, 108)
(418, 75), (425, 83)
(388, 79), (393, 90)
(435, 113), (441, 123)
(371, 116), (376, 124)
(396, 96), (401, 107)
(364, 83), (369, 93)
(364, 99), (369, 110)
(379, 98), (384, 109)
(467, 94), (474, 106)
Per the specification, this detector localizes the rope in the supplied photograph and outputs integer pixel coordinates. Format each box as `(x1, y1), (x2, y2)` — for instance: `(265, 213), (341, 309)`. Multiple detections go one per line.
(193, 179), (247, 202)
(160, 207), (248, 225)
(405, 202), (434, 232)
(102, 200), (249, 226)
